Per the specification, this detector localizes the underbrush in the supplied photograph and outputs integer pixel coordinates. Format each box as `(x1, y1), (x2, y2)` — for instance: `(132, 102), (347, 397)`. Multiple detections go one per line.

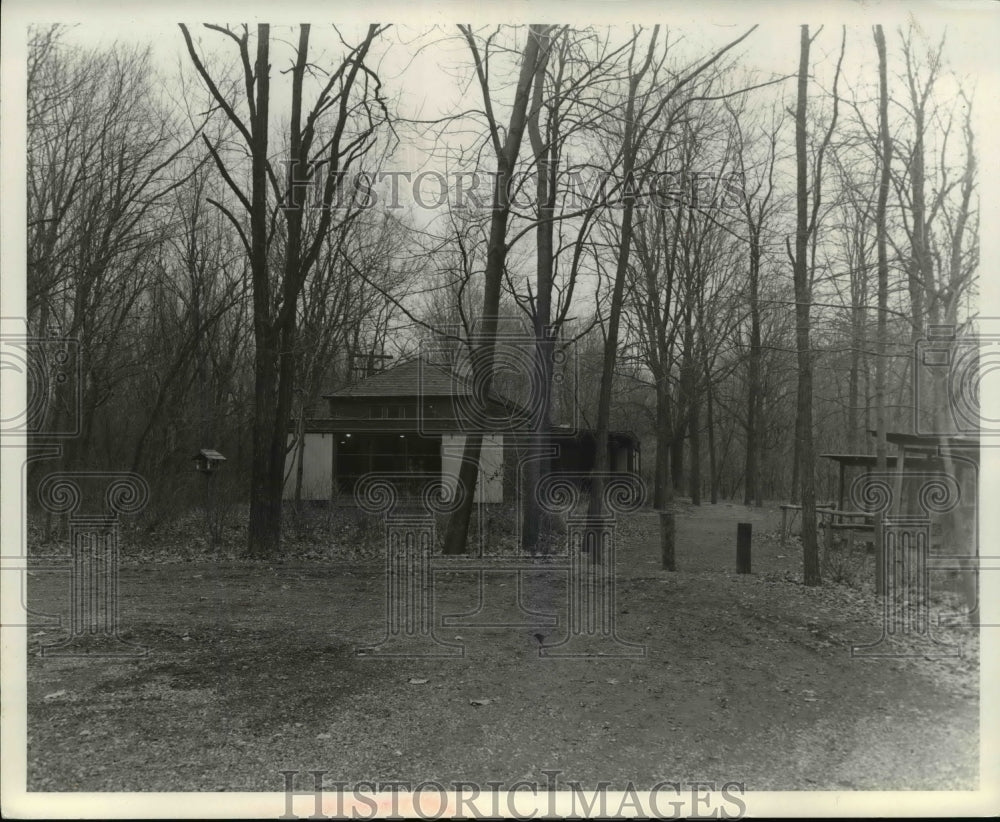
(820, 534), (874, 586)
(25, 500), (570, 564)
(814, 532), (977, 627)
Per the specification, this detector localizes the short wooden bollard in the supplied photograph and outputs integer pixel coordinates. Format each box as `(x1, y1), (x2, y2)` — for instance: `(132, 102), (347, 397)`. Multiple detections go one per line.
(660, 511), (676, 571)
(737, 522), (752, 574)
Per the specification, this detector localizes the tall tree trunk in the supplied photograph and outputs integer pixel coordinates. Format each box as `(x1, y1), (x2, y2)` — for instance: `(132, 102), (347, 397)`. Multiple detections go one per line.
(688, 371), (701, 505)
(793, 25), (820, 586)
(587, 29), (661, 521)
(293, 410), (306, 506)
(791, 433), (800, 502)
(906, 104), (928, 349)
(847, 298), (862, 453)
(443, 26), (548, 555)
(873, 24), (892, 595)
(522, 37), (557, 553)
(706, 363), (718, 504)
(744, 226), (762, 506)
(670, 426), (684, 494)
(654, 383), (673, 509)
(588, 190), (636, 515)
(280, 26), (310, 517)
(678, 312), (696, 499)
(248, 333), (280, 556)
(246, 26), (276, 557)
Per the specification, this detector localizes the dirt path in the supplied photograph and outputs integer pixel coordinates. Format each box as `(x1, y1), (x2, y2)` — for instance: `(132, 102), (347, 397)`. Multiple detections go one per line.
(25, 503), (978, 791)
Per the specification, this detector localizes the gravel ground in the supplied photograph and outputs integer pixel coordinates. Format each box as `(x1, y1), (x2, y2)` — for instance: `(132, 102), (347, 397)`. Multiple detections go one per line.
(24, 502), (979, 792)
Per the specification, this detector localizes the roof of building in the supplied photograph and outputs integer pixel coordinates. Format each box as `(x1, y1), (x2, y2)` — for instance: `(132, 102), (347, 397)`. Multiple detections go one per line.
(324, 357), (521, 411)
(325, 358), (454, 398)
(820, 452), (938, 468)
(866, 430), (980, 451)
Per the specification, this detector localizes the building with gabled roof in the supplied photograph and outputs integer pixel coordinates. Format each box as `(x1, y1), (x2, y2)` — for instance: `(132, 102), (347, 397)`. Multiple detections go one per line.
(284, 357), (640, 503)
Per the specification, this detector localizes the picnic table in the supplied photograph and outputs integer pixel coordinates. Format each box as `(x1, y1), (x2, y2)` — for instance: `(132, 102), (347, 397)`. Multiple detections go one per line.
(779, 501), (836, 542)
(780, 503), (875, 554)
(817, 508), (876, 554)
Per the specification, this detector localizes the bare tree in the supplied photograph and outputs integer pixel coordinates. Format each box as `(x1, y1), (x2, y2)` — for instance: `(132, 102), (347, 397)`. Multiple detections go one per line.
(179, 23), (390, 556)
(873, 24), (892, 595)
(27, 28), (206, 467)
(441, 24), (554, 556)
(788, 25), (845, 586)
(514, 27), (639, 551)
(727, 101), (782, 506)
(128, 168), (248, 477)
(890, 26), (978, 428)
(588, 24), (758, 521)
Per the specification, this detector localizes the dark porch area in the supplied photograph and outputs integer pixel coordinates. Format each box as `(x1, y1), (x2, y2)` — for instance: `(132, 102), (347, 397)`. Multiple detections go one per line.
(334, 432), (442, 495)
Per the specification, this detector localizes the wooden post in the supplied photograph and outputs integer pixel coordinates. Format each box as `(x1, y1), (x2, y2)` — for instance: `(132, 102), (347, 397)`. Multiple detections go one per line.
(737, 522), (752, 574)
(893, 445), (906, 517)
(837, 462), (845, 521)
(331, 436), (339, 501)
(660, 511), (676, 571)
(874, 510), (886, 595)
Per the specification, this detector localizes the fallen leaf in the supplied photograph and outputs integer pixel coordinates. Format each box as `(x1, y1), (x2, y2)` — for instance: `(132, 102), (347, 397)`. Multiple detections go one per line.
(470, 698), (491, 707)
(408, 678), (429, 685)
(44, 690), (67, 700)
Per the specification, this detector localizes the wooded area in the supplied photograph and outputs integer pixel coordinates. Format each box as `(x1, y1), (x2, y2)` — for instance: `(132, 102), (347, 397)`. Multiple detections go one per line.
(24, 22), (979, 584)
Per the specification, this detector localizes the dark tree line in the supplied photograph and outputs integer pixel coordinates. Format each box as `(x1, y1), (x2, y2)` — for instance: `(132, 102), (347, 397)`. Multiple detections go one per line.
(25, 22), (978, 587)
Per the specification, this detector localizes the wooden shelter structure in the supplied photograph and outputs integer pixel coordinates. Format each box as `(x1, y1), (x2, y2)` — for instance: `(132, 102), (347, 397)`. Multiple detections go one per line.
(820, 452), (939, 515)
(804, 431), (979, 570)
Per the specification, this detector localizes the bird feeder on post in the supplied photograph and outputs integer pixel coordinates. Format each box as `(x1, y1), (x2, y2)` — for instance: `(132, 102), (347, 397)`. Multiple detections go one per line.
(192, 449), (226, 544)
(193, 449), (226, 475)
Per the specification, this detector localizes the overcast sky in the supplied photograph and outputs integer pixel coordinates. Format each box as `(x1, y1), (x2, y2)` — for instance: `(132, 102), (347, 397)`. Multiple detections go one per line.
(3, 0), (999, 312)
